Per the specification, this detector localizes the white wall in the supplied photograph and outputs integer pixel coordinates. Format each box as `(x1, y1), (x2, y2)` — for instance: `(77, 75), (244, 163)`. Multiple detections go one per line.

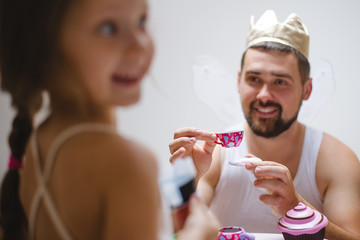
(1, 0), (360, 179)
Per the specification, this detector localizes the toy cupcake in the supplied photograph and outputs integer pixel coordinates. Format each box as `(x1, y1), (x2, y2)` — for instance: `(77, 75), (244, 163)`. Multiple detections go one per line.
(277, 202), (328, 240)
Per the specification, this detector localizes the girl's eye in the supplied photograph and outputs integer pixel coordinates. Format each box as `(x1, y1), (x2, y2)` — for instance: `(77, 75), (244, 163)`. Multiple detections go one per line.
(99, 22), (117, 36)
(138, 14), (147, 29)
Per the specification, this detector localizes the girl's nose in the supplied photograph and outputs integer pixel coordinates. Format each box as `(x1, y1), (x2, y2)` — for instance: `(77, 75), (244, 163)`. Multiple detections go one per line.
(123, 31), (152, 58)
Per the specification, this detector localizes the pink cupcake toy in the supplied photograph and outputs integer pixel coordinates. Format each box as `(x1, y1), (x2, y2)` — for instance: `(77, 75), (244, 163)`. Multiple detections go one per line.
(277, 202), (328, 240)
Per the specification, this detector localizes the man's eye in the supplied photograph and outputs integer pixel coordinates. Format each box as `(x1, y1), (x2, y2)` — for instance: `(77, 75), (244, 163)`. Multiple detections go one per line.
(275, 79), (287, 85)
(249, 76), (260, 82)
(99, 22), (117, 36)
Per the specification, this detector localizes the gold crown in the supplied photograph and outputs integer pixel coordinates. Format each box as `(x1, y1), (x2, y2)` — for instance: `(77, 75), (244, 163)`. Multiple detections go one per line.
(246, 10), (309, 59)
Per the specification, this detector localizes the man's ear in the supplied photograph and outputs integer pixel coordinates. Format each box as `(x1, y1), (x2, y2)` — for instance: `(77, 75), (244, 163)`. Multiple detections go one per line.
(237, 70), (242, 93)
(303, 77), (312, 100)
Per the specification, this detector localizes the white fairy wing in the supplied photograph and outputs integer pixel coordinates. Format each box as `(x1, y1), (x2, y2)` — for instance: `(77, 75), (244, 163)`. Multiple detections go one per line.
(192, 55), (335, 125)
(298, 59), (335, 124)
(192, 55), (244, 126)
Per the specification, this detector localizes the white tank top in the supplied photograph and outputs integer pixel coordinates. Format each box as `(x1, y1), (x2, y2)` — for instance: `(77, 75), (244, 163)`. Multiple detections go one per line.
(209, 125), (323, 233)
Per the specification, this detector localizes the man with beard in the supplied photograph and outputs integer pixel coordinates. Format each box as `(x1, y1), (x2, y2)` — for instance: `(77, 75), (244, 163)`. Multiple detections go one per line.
(169, 10), (360, 239)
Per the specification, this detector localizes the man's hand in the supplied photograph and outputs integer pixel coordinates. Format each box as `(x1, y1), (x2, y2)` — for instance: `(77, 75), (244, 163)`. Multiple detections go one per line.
(245, 160), (301, 216)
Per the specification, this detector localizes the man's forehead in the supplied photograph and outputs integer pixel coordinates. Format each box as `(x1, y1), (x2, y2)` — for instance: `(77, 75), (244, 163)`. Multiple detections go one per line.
(242, 48), (300, 79)
(244, 49), (298, 68)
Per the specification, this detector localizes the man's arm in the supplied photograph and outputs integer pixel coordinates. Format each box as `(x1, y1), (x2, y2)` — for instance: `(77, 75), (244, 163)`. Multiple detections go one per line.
(244, 132), (360, 239)
(316, 133), (360, 239)
(197, 146), (223, 206)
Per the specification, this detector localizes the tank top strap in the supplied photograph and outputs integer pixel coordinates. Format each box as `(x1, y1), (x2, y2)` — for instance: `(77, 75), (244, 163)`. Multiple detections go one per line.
(293, 126), (324, 211)
(29, 131), (46, 240)
(28, 123), (118, 240)
(43, 123), (118, 182)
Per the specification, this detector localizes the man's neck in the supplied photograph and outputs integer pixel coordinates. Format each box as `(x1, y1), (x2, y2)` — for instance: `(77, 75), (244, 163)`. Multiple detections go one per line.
(244, 121), (306, 168)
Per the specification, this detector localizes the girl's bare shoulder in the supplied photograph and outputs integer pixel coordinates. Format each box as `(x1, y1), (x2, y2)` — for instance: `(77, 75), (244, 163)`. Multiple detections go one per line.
(56, 131), (158, 189)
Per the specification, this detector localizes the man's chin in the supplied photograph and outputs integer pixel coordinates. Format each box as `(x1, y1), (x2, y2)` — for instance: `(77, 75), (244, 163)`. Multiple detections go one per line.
(252, 129), (282, 138)
(251, 125), (281, 138)
(249, 119), (278, 137)
(247, 116), (298, 138)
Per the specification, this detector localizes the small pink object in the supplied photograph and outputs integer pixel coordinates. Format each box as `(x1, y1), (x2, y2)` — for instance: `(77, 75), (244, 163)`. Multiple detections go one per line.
(217, 226), (255, 240)
(8, 155), (23, 170)
(277, 202), (328, 239)
(229, 157), (262, 167)
(215, 130), (244, 148)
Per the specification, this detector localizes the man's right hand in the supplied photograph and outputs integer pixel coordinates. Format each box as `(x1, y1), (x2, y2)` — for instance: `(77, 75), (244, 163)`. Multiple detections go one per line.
(169, 127), (217, 177)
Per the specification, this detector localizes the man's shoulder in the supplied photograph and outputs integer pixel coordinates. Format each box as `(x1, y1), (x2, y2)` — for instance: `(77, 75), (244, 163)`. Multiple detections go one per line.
(315, 131), (359, 197)
(316, 131), (359, 182)
(320, 132), (356, 159)
(303, 125), (355, 158)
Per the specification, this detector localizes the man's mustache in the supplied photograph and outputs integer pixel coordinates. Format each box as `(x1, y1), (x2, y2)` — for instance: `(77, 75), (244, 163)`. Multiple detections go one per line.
(251, 101), (282, 109)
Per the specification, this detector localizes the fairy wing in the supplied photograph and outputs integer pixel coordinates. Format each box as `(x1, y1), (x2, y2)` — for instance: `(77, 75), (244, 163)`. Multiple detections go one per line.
(192, 55), (334, 126)
(298, 58), (335, 124)
(192, 55), (244, 126)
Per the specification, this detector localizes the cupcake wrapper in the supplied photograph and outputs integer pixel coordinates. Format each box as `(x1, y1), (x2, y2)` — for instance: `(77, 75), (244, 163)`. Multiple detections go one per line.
(282, 228), (325, 240)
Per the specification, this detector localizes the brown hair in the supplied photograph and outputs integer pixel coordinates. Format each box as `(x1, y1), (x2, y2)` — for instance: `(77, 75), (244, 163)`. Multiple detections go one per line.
(0, 0), (71, 238)
(240, 41), (311, 84)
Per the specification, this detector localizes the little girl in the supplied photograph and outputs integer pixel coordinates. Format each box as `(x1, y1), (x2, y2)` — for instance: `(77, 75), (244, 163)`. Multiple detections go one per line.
(0, 0), (218, 239)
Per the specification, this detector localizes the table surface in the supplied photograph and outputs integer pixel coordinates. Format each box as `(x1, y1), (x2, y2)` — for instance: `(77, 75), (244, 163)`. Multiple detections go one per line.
(252, 233), (326, 240)
(252, 233), (284, 240)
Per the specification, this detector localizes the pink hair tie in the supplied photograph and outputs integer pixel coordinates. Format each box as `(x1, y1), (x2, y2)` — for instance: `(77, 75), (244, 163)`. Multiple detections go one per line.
(8, 155), (23, 170)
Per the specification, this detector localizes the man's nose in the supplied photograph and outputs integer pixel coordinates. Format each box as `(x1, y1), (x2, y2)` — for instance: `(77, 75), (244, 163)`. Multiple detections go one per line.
(256, 84), (274, 104)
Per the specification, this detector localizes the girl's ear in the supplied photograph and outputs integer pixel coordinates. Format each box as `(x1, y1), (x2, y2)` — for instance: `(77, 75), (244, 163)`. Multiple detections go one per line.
(303, 77), (312, 100)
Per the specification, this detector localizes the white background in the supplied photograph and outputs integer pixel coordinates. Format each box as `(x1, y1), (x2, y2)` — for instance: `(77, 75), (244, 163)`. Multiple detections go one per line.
(1, 0), (360, 180)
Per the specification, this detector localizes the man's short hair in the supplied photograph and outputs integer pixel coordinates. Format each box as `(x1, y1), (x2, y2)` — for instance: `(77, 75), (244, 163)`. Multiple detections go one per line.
(240, 42), (310, 85)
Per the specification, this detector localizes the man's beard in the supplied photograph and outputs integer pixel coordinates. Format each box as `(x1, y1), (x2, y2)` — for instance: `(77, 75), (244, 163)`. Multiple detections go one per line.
(244, 101), (300, 138)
